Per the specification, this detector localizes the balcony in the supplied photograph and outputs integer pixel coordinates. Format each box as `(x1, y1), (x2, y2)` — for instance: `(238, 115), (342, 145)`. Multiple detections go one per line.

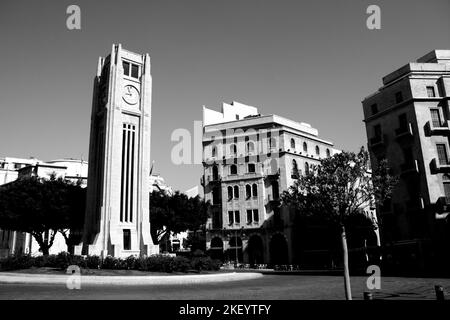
(431, 158), (450, 173)
(264, 168), (280, 181)
(207, 175), (222, 185)
(400, 159), (419, 175)
(395, 123), (413, 139)
(369, 135), (386, 149)
(436, 197), (450, 214)
(267, 194), (281, 206)
(425, 120), (450, 136)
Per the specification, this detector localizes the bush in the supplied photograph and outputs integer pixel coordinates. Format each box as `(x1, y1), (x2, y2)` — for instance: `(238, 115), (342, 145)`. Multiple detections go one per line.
(124, 255), (136, 270)
(170, 256), (191, 273)
(145, 255), (174, 272)
(0, 252), (223, 273)
(0, 254), (35, 271)
(55, 252), (72, 270)
(70, 255), (87, 269)
(86, 255), (101, 269)
(101, 256), (120, 269)
(134, 257), (148, 271)
(191, 256), (221, 271)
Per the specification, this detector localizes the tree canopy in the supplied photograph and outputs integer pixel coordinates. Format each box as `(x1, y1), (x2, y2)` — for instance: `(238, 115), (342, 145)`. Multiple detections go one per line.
(0, 175), (86, 255)
(150, 190), (209, 245)
(282, 147), (397, 225)
(281, 147), (397, 300)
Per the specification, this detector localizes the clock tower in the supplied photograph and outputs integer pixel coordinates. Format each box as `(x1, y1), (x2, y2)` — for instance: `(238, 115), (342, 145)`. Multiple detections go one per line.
(76, 44), (158, 258)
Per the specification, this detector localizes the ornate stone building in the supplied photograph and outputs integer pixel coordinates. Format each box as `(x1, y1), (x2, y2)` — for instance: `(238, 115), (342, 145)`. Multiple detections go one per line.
(201, 101), (340, 266)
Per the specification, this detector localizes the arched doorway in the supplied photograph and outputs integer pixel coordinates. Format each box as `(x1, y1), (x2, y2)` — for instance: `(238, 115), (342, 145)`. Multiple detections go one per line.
(270, 233), (289, 265)
(209, 237), (224, 261)
(228, 236), (243, 264)
(247, 235), (264, 265)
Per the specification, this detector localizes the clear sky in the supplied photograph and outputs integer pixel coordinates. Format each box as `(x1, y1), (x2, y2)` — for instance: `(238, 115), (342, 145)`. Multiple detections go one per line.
(0, 0), (449, 193)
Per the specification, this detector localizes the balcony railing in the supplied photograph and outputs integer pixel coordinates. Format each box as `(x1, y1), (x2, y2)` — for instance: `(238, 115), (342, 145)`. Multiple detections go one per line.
(395, 123), (413, 139)
(264, 168), (280, 180)
(426, 120), (450, 136)
(207, 175), (222, 184)
(431, 158), (450, 173)
(400, 159), (419, 175)
(369, 135), (386, 148)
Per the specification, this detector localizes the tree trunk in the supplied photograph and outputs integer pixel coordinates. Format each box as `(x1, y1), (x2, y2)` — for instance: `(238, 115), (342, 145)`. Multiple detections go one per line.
(340, 224), (352, 300)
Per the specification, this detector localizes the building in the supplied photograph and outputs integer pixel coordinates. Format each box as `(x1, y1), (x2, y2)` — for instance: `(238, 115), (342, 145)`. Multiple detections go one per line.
(0, 157), (88, 258)
(362, 49), (450, 274)
(76, 44), (158, 258)
(201, 101), (342, 266)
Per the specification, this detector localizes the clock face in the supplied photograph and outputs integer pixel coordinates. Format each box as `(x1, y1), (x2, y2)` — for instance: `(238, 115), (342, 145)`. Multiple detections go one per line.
(122, 85), (139, 105)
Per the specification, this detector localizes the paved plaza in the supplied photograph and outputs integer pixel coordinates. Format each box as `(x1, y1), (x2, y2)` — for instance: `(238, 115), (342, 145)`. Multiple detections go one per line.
(1, 274), (449, 300)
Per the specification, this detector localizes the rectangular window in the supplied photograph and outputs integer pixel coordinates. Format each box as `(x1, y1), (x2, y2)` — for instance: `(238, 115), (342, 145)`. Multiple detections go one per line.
(131, 64), (139, 78)
(444, 183), (450, 203)
(431, 109), (442, 127)
(123, 61), (130, 76)
(248, 163), (255, 173)
(395, 92), (403, 104)
(228, 211), (234, 225)
(247, 210), (253, 224)
(398, 113), (407, 131)
(253, 209), (259, 223)
(427, 86), (436, 98)
(403, 147), (414, 167)
(370, 104), (378, 115)
(123, 229), (131, 250)
(234, 211), (240, 224)
(374, 124), (382, 138)
(437, 144), (449, 165)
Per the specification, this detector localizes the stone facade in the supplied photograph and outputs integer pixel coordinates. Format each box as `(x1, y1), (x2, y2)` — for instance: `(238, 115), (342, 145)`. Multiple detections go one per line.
(201, 101), (341, 266)
(362, 49), (450, 273)
(77, 44), (158, 258)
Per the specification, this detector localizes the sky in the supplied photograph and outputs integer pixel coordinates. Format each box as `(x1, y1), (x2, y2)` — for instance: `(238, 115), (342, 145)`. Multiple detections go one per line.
(0, 0), (449, 193)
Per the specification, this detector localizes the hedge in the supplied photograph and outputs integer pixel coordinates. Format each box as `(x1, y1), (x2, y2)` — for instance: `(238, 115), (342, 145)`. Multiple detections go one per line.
(0, 252), (222, 273)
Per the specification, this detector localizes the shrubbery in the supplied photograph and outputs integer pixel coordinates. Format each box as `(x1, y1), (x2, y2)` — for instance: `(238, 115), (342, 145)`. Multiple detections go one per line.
(0, 252), (222, 273)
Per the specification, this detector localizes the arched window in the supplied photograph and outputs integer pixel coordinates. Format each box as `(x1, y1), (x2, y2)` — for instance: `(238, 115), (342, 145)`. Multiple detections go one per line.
(233, 185), (240, 199)
(252, 183), (258, 197)
(212, 146), (217, 158)
(230, 164), (237, 175)
(246, 142), (255, 154)
(246, 185), (251, 199)
(305, 162), (309, 175)
(292, 159), (299, 178)
(326, 148), (331, 157)
(303, 142), (308, 152)
(228, 186), (233, 200)
(315, 146), (320, 156)
(290, 138), (295, 149)
(230, 144), (237, 155)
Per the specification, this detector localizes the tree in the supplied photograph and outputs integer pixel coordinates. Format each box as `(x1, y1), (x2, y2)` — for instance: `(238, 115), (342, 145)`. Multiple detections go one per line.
(149, 190), (210, 247)
(0, 175), (85, 255)
(58, 180), (86, 253)
(282, 147), (397, 300)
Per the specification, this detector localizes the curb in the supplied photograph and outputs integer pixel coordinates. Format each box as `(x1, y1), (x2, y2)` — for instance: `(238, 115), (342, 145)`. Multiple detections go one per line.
(0, 272), (264, 286)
